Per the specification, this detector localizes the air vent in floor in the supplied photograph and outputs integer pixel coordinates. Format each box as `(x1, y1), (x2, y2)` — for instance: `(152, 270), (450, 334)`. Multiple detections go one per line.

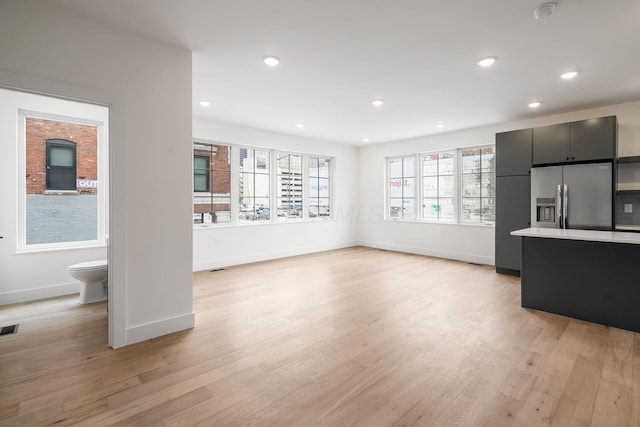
(0, 324), (19, 336)
(209, 268), (225, 272)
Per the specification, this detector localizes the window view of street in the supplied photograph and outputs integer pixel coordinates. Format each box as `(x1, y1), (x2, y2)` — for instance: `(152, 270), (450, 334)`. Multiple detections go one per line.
(193, 142), (231, 224)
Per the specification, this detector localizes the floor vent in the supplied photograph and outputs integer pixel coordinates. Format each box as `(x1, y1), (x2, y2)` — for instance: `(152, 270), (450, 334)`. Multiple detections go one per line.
(0, 324), (19, 336)
(209, 268), (225, 272)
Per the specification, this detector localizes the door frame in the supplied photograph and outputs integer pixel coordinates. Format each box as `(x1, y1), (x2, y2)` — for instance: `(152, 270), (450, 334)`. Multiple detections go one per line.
(0, 69), (126, 349)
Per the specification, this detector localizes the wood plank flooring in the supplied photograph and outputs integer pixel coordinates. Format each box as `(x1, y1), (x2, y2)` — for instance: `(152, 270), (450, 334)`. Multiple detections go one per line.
(1, 246), (639, 426)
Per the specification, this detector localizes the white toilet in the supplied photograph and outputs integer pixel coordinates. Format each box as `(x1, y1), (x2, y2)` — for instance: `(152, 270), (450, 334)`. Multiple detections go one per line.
(68, 260), (108, 304)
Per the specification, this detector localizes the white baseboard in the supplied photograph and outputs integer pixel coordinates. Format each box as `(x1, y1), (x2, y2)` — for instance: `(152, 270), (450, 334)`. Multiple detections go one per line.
(192, 240), (358, 272)
(126, 312), (195, 345)
(0, 282), (80, 305)
(358, 240), (495, 266)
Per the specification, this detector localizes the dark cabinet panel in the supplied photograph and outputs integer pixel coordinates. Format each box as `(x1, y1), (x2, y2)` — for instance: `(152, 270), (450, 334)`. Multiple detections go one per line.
(496, 129), (532, 177)
(532, 123), (571, 165)
(532, 116), (617, 165)
(570, 116), (617, 162)
(495, 175), (530, 273)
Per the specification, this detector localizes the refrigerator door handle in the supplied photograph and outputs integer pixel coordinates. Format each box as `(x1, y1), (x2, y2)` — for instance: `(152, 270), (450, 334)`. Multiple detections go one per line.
(557, 184), (563, 228)
(563, 184), (568, 229)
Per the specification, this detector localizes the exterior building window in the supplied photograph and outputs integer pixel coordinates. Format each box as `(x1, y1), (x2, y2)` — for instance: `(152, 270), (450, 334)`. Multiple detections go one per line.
(46, 139), (77, 191)
(193, 142), (231, 224)
(308, 157), (331, 218)
(388, 156), (415, 220)
(422, 152), (455, 220)
(193, 155), (210, 192)
(277, 153), (303, 220)
(461, 146), (496, 223)
(239, 147), (270, 221)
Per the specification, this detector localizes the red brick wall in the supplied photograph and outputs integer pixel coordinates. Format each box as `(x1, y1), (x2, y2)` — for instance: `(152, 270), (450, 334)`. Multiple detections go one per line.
(25, 117), (98, 195)
(193, 144), (230, 214)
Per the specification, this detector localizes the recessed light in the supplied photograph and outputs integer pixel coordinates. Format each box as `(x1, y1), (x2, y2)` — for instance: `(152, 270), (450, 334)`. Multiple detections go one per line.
(199, 100), (211, 107)
(528, 101), (542, 108)
(560, 71), (578, 80)
(477, 57), (497, 67)
(296, 123), (305, 128)
(436, 123), (446, 129)
(534, 2), (556, 20)
(263, 55), (280, 66)
(363, 137), (370, 142)
(372, 99), (384, 107)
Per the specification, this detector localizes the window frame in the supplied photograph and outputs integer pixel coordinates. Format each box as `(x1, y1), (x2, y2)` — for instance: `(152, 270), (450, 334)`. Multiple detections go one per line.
(18, 109), (108, 252)
(193, 154), (210, 193)
(384, 144), (495, 226)
(308, 155), (332, 221)
(193, 140), (334, 227)
(387, 155), (417, 221)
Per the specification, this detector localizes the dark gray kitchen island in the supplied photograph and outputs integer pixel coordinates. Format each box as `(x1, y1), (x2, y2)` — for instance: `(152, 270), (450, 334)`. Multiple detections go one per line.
(511, 228), (640, 333)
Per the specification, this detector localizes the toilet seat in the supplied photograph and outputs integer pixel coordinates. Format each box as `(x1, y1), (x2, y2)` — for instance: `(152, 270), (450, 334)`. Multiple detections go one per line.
(68, 260), (107, 271)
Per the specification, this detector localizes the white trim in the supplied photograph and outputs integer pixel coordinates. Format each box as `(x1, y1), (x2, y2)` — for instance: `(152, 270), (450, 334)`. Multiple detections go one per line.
(0, 281), (80, 305)
(359, 240), (494, 266)
(193, 240), (358, 272)
(126, 312), (195, 346)
(0, 68), (126, 350)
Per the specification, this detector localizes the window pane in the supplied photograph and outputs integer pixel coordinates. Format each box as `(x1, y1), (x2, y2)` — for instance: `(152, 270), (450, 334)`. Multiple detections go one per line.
(254, 174), (269, 198)
(317, 178), (329, 198)
(439, 154), (455, 175)
(26, 118), (98, 245)
(389, 177), (404, 198)
(422, 155), (438, 176)
(403, 157), (415, 177)
(439, 198), (455, 220)
(462, 174), (481, 197)
(403, 177), (415, 199)
(403, 198), (415, 219)
(318, 158), (330, 177)
(193, 144), (231, 224)
(439, 175), (454, 197)
(309, 176), (320, 198)
(482, 198), (495, 222)
(389, 158), (403, 178)
(423, 176), (438, 198)
(50, 146), (74, 166)
(481, 147), (496, 171)
(255, 150), (269, 172)
(423, 198), (439, 219)
(481, 174), (495, 198)
(462, 198), (481, 221)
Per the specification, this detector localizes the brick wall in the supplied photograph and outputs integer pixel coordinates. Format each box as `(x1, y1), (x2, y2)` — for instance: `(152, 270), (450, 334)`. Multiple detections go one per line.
(25, 117), (98, 195)
(194, 144), (230, 215)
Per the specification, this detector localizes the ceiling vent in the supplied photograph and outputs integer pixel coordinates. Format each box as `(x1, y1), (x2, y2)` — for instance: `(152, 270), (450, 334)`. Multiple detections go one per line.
(534, 2), (556, 20)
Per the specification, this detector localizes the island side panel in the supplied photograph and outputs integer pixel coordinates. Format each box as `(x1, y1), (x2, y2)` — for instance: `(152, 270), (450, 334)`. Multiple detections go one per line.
(521, 236), (640, 333)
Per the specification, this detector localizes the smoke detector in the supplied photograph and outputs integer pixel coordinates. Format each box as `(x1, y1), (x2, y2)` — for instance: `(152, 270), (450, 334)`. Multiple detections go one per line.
(534, 2), (556, 20)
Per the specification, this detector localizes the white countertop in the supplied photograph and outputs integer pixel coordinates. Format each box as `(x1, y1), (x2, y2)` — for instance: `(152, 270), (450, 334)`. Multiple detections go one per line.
(511, 227), (640, 245)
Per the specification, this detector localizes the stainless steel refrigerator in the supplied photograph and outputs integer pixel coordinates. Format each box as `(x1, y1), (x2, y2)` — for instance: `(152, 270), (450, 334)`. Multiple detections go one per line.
(531, 162), (613, 230)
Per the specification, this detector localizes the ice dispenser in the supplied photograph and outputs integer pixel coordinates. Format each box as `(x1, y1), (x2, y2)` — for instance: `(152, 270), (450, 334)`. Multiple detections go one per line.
(536, 198), (556, 223)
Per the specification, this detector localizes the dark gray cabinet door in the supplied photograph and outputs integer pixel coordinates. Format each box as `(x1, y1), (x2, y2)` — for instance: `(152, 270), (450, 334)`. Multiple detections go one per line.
(532, 123), (571, 165)
(570, 116), (616, 162)
(496, 129), (532, 176)
(495, 175), (530, 272)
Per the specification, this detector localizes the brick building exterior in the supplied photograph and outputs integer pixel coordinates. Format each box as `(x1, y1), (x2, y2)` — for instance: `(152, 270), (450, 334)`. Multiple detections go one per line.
(25, 117), (98, 195)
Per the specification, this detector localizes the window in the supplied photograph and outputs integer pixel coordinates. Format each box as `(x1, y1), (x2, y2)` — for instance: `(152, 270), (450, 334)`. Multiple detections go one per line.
(277, 153), (303, 220)
(193, 155), (210, 192)
(385, 145), (495, 224)
(309, 157), (331, 218)
(461, 146), (495, 223)
(193, 142), (231, 224)
(422, 152), (455, 220)
(239, 148), (270, 221)
(20, 107), (108, 250)
(388, 156), (415, 220)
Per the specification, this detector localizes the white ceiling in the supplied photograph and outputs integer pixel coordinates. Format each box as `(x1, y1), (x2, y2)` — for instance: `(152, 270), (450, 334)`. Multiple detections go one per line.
(49, 0), (640, 146)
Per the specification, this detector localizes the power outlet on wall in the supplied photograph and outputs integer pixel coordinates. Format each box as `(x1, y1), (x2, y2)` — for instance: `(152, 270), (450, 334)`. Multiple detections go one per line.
(624, 203), (633, 213)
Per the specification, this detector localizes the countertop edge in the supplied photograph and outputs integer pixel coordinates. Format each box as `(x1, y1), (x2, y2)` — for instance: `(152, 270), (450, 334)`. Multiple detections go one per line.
(511, 228), (640, 245)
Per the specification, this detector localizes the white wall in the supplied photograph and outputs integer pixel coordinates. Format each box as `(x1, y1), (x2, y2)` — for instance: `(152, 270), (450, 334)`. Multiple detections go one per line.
(193, 119), (359, 270)
(0, 0), (194, 347)
(357, 100), (640, 265)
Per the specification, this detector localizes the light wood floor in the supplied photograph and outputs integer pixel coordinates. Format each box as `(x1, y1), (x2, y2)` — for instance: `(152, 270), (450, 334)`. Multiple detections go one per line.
(1, 246), (639, 426)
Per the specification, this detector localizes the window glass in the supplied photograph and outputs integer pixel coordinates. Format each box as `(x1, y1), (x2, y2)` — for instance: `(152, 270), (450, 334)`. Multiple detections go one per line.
(421, 152), (455, 221)
(461, 146), (496, 223)
(239, 148), (270, 221)
(388, 155), (415, 220)
(193, 142), (231, 224)
(277, 153), (303, 220)
(309, 156), (331, 218)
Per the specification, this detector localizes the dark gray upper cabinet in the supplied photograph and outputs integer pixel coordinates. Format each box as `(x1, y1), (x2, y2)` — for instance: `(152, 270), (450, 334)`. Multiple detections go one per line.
(533, 116), (617, 165)
(496, 128), (532, 177)
(570, 116), (617, 162)
(532, 123), (571, 165)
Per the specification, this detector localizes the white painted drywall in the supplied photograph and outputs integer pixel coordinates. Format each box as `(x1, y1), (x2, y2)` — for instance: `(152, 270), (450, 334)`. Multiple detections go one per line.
(357, 100), (640, 265)
(192, 119), (359, 270)
(0, 0), (193, 347)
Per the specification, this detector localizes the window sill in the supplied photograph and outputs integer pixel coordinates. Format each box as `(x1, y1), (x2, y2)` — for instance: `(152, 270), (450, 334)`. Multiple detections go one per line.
(384, 218), (495, 228)
(193, 217), (335, 230)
